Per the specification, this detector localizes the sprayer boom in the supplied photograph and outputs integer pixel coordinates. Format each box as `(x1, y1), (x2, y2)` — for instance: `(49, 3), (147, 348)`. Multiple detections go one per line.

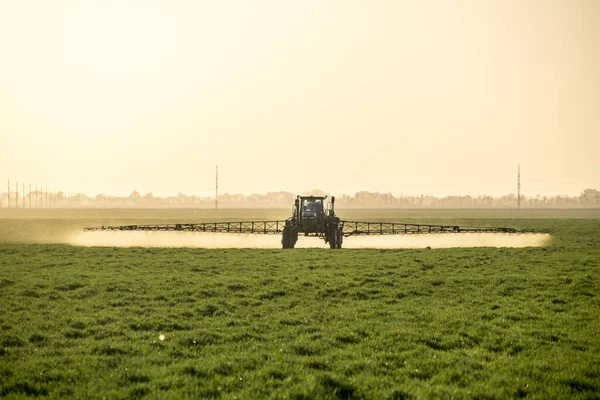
(84, 194), (534, 249)
(84, 221), (285, 235)
(84, 221), (529, 235)
(341, 221), (530, 235)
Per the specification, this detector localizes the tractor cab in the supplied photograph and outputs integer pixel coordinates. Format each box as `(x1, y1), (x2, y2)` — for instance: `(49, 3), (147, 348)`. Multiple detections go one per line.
(295, 195), (326, 233)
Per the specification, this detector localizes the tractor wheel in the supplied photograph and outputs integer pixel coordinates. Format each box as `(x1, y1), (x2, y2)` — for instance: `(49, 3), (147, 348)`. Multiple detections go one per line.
(282, 226), (295, 249)
(329, 228), (342, 249)
(282, 227), (290, 249)
(337, 227), (343, 249)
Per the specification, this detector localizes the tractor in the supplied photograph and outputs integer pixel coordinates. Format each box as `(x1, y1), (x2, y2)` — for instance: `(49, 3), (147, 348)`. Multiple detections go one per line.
(84, 194), (533, 248)
(282, 195), (342, 249)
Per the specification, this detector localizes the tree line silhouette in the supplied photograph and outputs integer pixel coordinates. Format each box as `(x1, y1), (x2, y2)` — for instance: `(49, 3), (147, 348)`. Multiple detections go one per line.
(3, 188), (599, 208)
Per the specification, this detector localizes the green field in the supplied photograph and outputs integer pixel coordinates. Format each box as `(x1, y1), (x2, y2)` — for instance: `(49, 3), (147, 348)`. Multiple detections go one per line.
(1, 209), (599, 398)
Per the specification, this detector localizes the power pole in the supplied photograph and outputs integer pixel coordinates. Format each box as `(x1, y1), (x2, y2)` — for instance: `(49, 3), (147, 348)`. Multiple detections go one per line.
(22, 182), (25, 209)
(517, 165), (521, 210)
(7, 179), (9, 209)
(16, 181), (19, 209)
(36, 185), (38, 208)
(215, 165), (219, 210)
(29, 184), (31, 209)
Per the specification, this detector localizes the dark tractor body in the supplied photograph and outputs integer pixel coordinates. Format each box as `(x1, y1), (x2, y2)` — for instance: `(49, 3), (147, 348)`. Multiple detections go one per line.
(282, 195), (343, 249)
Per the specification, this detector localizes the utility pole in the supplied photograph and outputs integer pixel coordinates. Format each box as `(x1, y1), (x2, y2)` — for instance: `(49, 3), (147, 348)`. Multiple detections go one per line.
(517, 165), (521, 210)
(7, 179), (9, 209)
(215, 165), (219, 210)
(22, 182), (25, 209)
(36, 185), (38, 208)
(16, 181), (19, 209)
(29, 184), (31, 209)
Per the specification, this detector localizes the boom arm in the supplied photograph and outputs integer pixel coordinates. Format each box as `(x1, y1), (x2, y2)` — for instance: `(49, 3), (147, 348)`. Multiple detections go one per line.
(84, 221), (532, 235)
(84, 221), (287, 235)
(340, 221), (530, 236)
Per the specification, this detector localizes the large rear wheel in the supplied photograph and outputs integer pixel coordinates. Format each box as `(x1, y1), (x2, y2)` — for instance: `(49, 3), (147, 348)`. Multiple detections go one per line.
(329, 230), (336, 248)
(329, 227), (342, 249)
(282, 227), (290, 249)
(282, 226), (295, 249)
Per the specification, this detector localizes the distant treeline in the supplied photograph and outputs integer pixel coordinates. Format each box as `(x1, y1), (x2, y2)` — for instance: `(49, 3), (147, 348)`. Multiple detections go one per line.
(2, 188), (600, 208)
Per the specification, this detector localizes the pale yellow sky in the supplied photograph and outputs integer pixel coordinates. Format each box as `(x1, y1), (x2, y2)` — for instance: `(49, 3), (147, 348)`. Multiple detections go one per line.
(1, 0), (598, 197)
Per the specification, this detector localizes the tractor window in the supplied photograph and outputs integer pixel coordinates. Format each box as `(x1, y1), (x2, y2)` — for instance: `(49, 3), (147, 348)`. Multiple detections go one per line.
(302, 199), (322, 212)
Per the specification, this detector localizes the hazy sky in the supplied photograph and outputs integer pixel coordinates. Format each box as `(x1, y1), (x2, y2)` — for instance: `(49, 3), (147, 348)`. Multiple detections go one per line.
(1, 0), (598, 197)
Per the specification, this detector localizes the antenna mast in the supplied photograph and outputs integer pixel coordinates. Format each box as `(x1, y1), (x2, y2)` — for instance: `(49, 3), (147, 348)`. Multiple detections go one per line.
(517, 165), (521, 210)
(215, 165), (219, 210)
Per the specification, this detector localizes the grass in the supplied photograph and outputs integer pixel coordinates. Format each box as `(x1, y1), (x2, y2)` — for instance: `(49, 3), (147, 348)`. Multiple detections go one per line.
(0, 209), (599, 398)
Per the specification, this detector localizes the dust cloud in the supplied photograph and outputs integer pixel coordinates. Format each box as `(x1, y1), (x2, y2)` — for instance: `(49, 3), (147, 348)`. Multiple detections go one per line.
(343, 233), (551, 249)
(69, 231), (283, 248)
(69, 232), (550, 249)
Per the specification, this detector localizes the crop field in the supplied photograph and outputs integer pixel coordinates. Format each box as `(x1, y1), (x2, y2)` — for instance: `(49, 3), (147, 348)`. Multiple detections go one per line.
(1, 209), (599, 399)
